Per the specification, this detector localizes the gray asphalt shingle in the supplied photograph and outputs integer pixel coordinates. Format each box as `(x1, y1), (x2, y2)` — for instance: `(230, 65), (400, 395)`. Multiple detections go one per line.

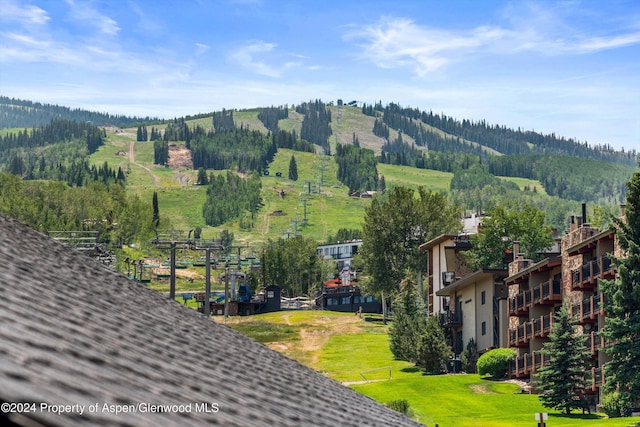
(0, 215), (421, 427)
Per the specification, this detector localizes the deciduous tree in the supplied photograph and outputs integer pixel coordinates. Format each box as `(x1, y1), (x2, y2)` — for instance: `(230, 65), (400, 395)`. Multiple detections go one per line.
(358, 186), (460, 321)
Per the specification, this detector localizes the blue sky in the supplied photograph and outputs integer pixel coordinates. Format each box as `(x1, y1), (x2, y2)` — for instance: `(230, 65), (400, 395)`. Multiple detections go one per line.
(1, 0), (639, 151)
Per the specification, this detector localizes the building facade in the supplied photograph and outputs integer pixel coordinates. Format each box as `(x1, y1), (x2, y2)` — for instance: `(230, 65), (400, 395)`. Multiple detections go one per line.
(507, 209), (619, 400)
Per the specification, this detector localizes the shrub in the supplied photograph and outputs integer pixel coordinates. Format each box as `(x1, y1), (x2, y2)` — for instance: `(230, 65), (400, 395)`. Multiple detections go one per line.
(461, 338), (478, 373)
(477, 348), (516, 378)
(600, 391), (630, 418)
(387, 399), (410, 415)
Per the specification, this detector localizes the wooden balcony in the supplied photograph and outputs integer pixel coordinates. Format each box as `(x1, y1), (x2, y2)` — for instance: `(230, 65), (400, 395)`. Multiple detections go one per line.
(570, 294), (604, 324)
(583, 367), (605, 393)
(584, 331), (607, 355)
(509, 314), (552, 347)
(509, 279), (562, 317)
(510, 351), (550, 378)
(571, 256), (614, 290)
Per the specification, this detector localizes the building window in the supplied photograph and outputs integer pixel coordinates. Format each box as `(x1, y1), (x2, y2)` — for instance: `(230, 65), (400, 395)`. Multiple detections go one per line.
(327, 298), (338, 306)
(341, 297), (351, 305)
(481, 321), (486, 336)
(481, 290), (486, 305)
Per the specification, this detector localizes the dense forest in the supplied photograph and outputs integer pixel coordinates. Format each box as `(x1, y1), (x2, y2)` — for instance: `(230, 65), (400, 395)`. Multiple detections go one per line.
(0, 172), (152, 244)
(487, 154), (633, 204)
(335, 143), (379, 193)
(258, 106), (289, 133)
(379, 102), (637, 165)
(0, 96), (156, 129)
(0, 119), (125, 187)
(297, 100), (332, 154)
(190, 126), (276, 172)
(202, 171), (262, 227)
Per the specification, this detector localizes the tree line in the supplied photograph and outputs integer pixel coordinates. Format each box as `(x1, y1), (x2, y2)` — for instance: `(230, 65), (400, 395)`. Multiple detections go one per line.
(0, 119), (125, 187)
(487, 154), (632, 204)
(0, 96), (157, 129)
(258, 106), (289, 133)
(379, 102), (637, 164)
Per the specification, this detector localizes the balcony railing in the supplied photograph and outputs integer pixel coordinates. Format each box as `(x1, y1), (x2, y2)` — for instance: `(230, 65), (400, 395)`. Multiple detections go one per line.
(508, 314), (552, 347)
(584, 367), (605, 392)
(440, 311), (462, 328)
(570, 294), (604, 324)
(572, 256), (614, 290)
(584, 331), (607, 355)
(509, 279), (562, 316)
(510, 350), (551, 378)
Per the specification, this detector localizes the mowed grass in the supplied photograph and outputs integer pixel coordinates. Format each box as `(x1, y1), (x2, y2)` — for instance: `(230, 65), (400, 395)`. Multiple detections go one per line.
(379, 163), (453, 193)
(498, 175), (548, 195)
(227, 310), (635, 427)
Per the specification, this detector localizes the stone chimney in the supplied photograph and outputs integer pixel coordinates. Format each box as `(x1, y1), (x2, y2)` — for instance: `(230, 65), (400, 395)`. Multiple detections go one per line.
(513, 241), (520, 261)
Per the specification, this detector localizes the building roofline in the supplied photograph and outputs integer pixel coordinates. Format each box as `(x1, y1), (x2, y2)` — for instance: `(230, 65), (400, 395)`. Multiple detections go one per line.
(436, 269), (507, 296)
(420, 234), (457, 251)
(565, 229), (615, 256)
(505, 254), (562, 284)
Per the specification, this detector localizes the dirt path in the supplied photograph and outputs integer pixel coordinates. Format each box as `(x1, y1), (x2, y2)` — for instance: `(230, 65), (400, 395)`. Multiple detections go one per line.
(128, 140), (161, 185)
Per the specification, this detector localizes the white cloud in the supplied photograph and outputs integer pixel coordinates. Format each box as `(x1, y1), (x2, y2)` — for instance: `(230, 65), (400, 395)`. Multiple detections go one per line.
(195, 42), (210, 55)
(65, 0), (120, 36)
(230, 40), (287, 77)
(0, 1), (50, 25)
(345, 9), (640, 77)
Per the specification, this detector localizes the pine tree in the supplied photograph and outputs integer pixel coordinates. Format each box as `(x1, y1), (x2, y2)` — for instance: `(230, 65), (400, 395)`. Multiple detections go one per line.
(136, 126), (143, 141)
(389, 279), (422, 363)
(534, 304), (591, 414)
(152, 191), (159, 228)
(600, 164), (640, 408)
(197, 167), (209, 185)
(415, 314), (452, 374)
(288, 155), (298, 181)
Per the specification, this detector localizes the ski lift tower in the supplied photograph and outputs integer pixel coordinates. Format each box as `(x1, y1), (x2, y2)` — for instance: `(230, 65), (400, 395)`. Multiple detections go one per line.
(191, 238), (224, 317)
(151, 229), (194, 300)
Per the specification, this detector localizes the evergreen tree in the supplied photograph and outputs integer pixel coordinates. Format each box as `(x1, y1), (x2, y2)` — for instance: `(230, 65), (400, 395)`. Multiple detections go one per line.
(288, 155), (298, 181)
(136, 126), (144, 141)
(461, 338), (478, 373)
(415, 314), (452, 374)
(378, 175), (386, 192)
(197, 167), (209, 185)
(152, 191), (159, 228)
(600, 164), (640, 409)
(534, 304), (591, 414)
(389, 279), (423, 362)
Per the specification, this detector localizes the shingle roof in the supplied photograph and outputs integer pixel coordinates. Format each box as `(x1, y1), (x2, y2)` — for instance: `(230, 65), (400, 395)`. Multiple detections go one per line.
(0, 215), (421, 427)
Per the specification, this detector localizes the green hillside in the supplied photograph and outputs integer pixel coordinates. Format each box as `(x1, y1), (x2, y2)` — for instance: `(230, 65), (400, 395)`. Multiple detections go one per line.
(2, 97), (632, 246)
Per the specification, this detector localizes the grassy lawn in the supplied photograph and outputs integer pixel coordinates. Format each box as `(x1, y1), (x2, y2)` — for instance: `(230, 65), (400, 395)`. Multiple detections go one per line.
(226, 310), (637, 427)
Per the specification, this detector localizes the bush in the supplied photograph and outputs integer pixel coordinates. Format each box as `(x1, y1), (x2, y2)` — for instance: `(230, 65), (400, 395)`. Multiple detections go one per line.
(461, 338), (478, 373)
(477, 348), (516, 378)
(600, 391), (630, 418)
(386, 399), (410, 415)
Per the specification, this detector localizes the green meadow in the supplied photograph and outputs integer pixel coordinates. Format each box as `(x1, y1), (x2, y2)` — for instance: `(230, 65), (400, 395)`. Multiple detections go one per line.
(225, 311), (637, 427)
